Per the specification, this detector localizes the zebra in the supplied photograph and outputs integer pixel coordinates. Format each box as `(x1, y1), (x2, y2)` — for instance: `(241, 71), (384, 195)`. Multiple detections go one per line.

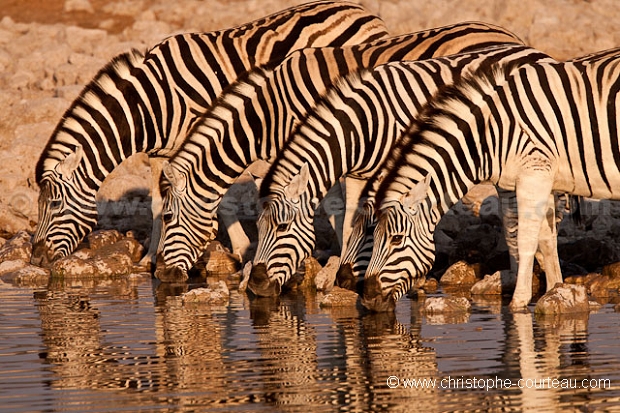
(248, 45), (555, 297)
(337, 47), (620, 292)
(155, 21), (525, 282)
(364, 47), (620, 311)
(30, 0), (389, 268)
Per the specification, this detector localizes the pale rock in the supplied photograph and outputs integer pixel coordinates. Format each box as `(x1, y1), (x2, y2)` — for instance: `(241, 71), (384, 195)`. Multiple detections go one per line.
(319, 286), (359, 308)
(471, 270), (516, 295)
(87, 229), (124, 251)
(64, 0), (95, 13)
(0, 230), (32, 263)
(314, 256), (340, 291)
(440, 260), (479, 286)
(424, 296), (472, 314)
(0, 259), (49, 285)
(181, 281), (230, 305)
(534, 284), (590, 315)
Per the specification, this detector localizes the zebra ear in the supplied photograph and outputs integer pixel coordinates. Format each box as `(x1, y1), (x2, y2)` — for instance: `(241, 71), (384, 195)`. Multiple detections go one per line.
(401, 174), (431, 211)
(284, 163), (310, 202)
(55, 145), (83, 178)
(162, 161), (186, 193)
(247, 171), (264, 192)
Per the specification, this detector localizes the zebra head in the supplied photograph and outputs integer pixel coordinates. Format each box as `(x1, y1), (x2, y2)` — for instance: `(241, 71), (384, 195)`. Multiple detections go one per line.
(155, 161), (220, 282)
(363, 174), (435, 312)
(336, 199), (376, 291)
(248, 163), (318, 297)
(31, 145), (98, 266)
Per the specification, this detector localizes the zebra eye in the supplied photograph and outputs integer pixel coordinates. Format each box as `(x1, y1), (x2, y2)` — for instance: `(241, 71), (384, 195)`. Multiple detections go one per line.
(277, 223), (289, 232)
(390, 234), (404, 245)
(49, 199), (62, 210)
(162, 210), (174, 224)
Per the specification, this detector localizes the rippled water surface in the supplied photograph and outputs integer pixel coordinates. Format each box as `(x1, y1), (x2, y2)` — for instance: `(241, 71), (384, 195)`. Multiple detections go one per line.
(2, 275), (620, 412)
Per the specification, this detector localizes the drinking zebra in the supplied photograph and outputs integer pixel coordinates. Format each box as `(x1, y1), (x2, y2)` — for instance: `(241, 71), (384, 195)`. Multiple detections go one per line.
(337, 48), (617, 291)
(365, 48), (620, 311)
(155, 22), (525, 282)
(247, 45), (554, 297)
(30, 0), (389, 268)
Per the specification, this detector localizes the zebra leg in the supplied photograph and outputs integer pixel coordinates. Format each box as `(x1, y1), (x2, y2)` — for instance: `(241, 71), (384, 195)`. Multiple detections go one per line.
(341, 177), (368, 257)
(510, 171), (555, 310)
(497, 187), (519, 289)
(140, 156), (166, 270)
(537, 193), (563, 291)
(324, 180), (346, 248)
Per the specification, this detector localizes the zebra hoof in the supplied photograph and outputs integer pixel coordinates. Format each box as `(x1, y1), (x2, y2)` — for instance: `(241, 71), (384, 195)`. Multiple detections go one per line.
(248, 263), (281, 297)
(335, 263), (357, 291)
(361, 274), (395, 312)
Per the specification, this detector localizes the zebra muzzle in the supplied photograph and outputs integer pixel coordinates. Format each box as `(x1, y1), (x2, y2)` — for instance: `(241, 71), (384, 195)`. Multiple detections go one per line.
(31, 240), (53, 268)
(361, 274), (396, 312)
(335, 263), (358, 292)
(153, 253), (189, 283)
(248, 263), (281, 297)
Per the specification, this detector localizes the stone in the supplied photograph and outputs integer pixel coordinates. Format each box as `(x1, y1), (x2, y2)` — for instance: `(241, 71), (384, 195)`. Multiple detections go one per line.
(440, 261), (480, 286)
(421, 277), (438, 293)
(470, 270), (517, 295)
(534, 284), (590, 315)
(0, 259), (50, 285)
(424, 296), (472, 314)
(314, 256), (340, 291)
(87, 229), (123, 251)
(200, 242), (241, 277)
(0, 230), (32, 263)
(319, 286), (359, 308)
(180, 281), (230, 305)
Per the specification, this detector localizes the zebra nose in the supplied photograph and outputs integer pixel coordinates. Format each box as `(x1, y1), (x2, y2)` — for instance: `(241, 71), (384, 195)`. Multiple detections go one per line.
(336, 263), (357, 291)
(154, 253), (189, 283)
(31, 240), (51, 267)
(248, 263), (281, 297)
(362, 274), (395, 312)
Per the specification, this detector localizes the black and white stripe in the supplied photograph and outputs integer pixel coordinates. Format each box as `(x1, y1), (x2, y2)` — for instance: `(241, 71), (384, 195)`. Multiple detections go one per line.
(365, 47), (620, 311)
(30, 1), (389, 267)
(248, 45), (553, 297)
(155, 22), (525, 283)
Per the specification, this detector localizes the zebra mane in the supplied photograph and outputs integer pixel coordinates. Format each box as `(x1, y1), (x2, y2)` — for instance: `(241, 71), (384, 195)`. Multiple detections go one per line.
(258, 66), (375, 199)
(35, 49), (146, 183)
(374, 59), (516, 208)
(192, 65), (274, 141)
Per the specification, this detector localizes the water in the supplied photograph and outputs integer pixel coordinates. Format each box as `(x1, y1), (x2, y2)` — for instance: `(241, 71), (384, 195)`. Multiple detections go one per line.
(1, 275), (620, 412)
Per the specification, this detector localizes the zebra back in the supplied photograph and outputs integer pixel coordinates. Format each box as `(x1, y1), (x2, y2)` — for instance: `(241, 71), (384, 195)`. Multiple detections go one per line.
(157, 22), (526, 279)
(248, 45), (553, 296)
(31, 0), (389, 266)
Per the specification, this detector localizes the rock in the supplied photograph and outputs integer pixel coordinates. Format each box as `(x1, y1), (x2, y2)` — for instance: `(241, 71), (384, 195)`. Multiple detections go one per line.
(470, 270), (517, 295)
(0, 230), (32, 262)
(421, 277), (439, 293)
(298, 256), (322, 291)
(0, 259), (50, 285)
(319, 286), (359, 308)
(583, 273), (620, 298)
(87, 229), (123, 251)
(64, 0), (94, 13)
(50, 233), (139, 278)
(200, 242), (241, 277)
(534, 284), (590, 315)
(180, 281), (230, 305)
(440, 260), (480, 287)
(424, 296), (472, 314)
(314, 256), (340, 291)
